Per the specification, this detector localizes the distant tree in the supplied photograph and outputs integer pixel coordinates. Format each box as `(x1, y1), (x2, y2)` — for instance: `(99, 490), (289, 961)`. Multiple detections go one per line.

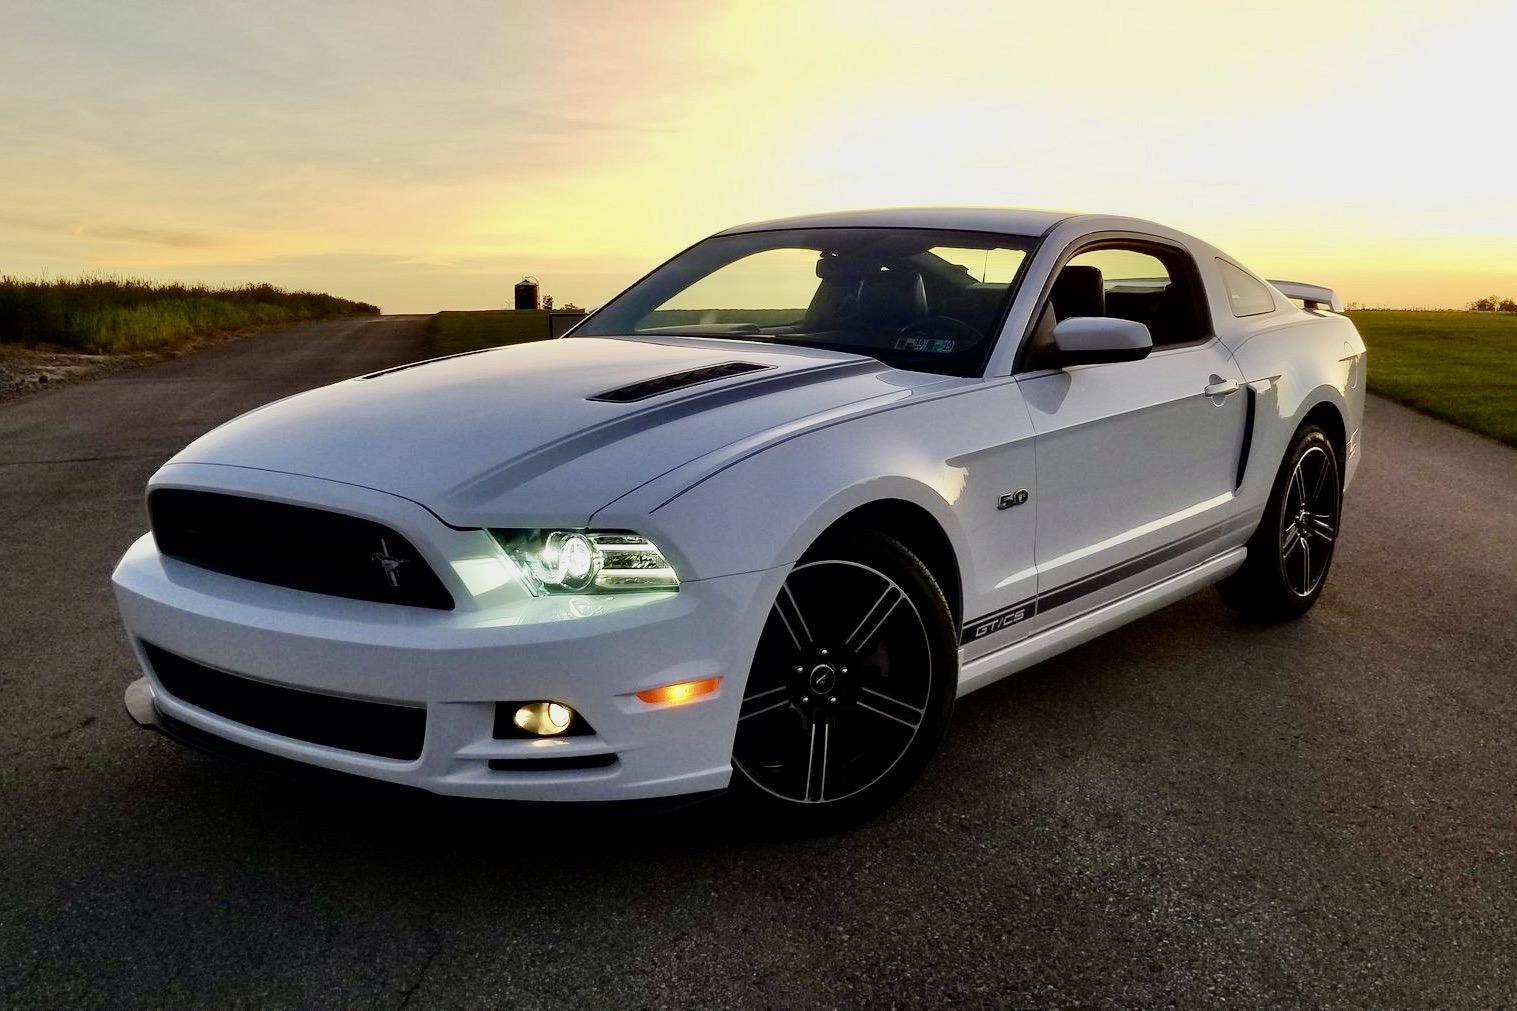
(1469, 295), (1499, 312)
(541, 294), (554, 311)
(560, 301), (584, 312)
(1499, 298), (1517, 314)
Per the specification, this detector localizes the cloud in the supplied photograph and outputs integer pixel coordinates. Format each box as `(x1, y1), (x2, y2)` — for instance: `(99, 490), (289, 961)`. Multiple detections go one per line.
(0, 212), (222, 250)
(1, 0), (1512, 310)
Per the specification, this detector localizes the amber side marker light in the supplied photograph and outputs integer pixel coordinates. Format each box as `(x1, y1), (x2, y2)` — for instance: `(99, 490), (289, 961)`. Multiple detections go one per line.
(636, 677), (721, 706)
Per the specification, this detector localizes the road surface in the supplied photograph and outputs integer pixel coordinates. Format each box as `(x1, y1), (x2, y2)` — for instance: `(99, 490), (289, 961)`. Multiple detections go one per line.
(2, 315), (1514, 1006)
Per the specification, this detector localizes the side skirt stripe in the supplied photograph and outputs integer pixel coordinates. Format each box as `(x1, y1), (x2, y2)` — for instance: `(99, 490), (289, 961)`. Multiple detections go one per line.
(960, 515), (1254, 644)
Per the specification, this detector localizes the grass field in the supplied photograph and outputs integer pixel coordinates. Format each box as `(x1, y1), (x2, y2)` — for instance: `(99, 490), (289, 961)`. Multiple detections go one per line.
(0, 276), (378, 354)
(1349, 310), (1517, 447)
(424, 310), (555, 356)
(423, 308), (1517, 448)
(424, 309), (598, 357)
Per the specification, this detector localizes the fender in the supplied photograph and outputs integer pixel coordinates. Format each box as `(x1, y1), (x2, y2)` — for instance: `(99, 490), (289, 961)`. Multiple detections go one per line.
(595, 430), (975, 583)
(591, 379), (1035, 589)
(1231, 381), (1349, 512)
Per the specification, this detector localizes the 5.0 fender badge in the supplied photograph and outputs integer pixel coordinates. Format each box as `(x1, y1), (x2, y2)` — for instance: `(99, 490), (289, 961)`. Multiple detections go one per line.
(997, 489), (1030, 510)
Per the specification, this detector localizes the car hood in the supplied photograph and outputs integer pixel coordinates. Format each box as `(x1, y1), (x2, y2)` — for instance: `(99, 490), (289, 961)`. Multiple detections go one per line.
(169, 335), (932, 526)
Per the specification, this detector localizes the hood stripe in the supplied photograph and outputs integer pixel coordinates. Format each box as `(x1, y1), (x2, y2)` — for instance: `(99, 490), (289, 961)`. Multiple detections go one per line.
(443, 357), (885, 508)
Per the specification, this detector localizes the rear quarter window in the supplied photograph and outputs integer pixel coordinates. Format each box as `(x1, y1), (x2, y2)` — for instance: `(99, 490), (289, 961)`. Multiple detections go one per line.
(1217, 258), (1276, 317)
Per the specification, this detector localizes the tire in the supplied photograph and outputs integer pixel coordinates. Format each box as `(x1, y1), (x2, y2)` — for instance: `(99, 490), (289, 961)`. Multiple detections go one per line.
(729, 530), (957, 830)
(1217, 424), (1342, 620)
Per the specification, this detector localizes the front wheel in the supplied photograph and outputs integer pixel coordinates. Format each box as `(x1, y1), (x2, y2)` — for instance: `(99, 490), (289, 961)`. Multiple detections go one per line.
(1217, 424), (1342, 620)
(730, 531), (957, 829)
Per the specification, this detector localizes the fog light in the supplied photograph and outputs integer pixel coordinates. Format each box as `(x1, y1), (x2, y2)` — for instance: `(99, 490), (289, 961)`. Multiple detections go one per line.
(513, 701), (575, 736)
(636, 677), (721, 706)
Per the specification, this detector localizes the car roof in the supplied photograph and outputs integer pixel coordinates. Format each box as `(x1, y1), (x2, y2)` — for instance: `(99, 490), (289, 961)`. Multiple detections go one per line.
(714, 206), (1083, 238)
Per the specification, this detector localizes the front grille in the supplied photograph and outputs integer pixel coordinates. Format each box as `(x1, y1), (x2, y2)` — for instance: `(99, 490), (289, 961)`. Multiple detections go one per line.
(148, 489), (454, 610)
(142, 642), (426, 761)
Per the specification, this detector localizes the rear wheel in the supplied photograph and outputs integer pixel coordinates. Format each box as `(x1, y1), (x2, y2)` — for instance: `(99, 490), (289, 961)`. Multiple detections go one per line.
(730, 531), (956, 829)
(1218, 424), (1341, 620)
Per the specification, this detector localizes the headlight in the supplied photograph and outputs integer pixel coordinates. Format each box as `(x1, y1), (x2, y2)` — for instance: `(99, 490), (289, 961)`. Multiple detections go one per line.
(491, 529), (680, 595)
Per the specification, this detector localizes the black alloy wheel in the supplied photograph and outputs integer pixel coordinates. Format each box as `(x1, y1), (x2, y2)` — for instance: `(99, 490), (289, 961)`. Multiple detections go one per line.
(1217, 424), (1342, 620)
(1279, 443), (1339, 597)
(731, 531), (956, 827)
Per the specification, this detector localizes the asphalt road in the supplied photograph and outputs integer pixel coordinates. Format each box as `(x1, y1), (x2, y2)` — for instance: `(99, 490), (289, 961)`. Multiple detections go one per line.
(2, 316), (1514, 1007)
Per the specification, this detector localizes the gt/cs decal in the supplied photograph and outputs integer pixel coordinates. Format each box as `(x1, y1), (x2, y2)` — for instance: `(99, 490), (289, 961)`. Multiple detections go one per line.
(963, 600), (1035, 642)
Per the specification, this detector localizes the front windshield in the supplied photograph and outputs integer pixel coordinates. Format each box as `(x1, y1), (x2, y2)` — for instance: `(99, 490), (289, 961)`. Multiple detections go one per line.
(573, 227), (1037, 377)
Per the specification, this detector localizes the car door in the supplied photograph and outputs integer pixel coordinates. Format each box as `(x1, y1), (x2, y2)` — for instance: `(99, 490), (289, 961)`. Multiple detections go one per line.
(1015, 238), (1250, 629)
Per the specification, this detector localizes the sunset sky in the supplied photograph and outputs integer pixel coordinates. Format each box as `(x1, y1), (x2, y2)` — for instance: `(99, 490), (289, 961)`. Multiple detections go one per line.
(3, 0), (1513, 313)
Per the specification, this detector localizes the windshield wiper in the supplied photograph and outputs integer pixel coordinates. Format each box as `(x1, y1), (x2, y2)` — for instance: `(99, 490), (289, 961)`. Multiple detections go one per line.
(632, 327), (893, 366)
(636, 324), (763, 337)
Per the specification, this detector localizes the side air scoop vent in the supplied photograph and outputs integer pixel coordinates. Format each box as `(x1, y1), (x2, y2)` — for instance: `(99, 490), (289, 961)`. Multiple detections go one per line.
(588, 361), (772, 403)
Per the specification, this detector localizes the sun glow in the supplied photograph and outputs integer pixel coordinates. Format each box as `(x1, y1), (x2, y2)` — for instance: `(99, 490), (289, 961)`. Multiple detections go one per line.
(1, 0), (1511, 312)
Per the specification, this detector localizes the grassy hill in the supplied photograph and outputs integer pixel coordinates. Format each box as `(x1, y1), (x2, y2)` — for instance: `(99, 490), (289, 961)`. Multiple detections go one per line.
(0, 276), (378, 354)
(426, 310), (556, 356)
(1349, 310), (1517, 447)
(425, 309), (585, 356)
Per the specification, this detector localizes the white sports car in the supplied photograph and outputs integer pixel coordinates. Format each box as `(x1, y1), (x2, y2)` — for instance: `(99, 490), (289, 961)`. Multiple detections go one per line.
(115, 208), (1366, 825)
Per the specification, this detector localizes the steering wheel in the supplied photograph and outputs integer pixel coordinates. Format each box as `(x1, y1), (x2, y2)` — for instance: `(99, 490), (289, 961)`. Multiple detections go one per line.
(899, 315), (980, 342)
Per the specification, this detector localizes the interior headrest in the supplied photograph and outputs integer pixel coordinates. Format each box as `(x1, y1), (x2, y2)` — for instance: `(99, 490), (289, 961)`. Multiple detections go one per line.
(1051, 265), (1105, 319)
(856, 268), (928, 326)
(815, 253), (854, 280)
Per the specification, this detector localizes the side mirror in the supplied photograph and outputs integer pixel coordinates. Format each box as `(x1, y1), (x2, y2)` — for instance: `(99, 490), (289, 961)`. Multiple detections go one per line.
(1050, 316), (1153, 367)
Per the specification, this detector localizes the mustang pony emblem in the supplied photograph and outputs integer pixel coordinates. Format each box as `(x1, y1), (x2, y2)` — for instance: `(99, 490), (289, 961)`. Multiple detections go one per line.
(370, 538), (408, 587)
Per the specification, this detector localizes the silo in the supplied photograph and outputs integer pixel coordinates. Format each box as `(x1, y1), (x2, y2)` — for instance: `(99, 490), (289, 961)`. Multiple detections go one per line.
(513, 276), (540, 311)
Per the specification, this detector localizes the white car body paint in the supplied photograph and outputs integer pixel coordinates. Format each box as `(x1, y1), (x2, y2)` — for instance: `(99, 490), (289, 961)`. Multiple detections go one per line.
(113, 207), (1366, 801)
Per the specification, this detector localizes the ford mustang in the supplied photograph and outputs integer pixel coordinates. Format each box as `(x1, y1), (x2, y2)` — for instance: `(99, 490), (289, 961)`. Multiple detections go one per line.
(114, 208), (1366, 827)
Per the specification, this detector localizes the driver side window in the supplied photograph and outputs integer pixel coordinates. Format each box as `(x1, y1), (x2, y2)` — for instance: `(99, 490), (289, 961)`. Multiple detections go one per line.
(1024, 241), (1210, 367)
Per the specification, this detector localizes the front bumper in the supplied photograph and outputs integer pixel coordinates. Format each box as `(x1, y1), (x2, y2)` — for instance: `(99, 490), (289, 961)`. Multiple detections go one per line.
(113, 528), (782, 802)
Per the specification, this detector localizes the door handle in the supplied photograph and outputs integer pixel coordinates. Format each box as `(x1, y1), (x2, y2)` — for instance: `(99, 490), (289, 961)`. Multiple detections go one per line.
(1204, 379), (1241, 398)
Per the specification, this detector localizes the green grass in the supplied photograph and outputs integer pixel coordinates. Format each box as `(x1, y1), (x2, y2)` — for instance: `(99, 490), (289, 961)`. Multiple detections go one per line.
(0, 276), (379, 354)
(425, 310), (579, 356)
(1348, 310), (1517, 447)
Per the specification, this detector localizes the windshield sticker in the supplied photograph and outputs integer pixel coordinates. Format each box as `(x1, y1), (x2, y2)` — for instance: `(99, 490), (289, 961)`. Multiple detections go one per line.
(893, 336), (957, 354)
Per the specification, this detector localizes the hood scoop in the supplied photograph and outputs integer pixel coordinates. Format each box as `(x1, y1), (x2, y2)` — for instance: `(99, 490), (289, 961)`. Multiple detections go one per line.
(588, 361), (772, 403)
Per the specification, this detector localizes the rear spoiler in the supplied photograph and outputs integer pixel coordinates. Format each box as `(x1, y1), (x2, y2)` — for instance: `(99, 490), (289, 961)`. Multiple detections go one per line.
(1268, 280), (1342, 312)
